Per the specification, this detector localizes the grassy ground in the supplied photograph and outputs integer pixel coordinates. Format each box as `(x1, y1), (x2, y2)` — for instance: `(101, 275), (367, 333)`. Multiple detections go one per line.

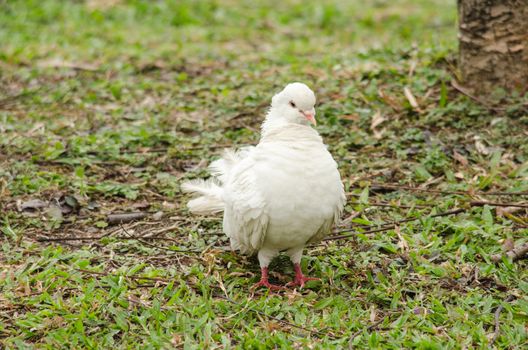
(1, 0), (527, 348)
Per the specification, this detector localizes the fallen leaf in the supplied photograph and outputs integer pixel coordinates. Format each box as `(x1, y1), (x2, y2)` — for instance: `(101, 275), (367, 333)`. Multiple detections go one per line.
(20, 199), (48, 211)
(395, 225), (409, 252)
(413, 307), (428, 316)
(0, 178), (9, 198)
(152, 211), (164, 221)
(378, 88), (403, 111)
(264, 321), (282, 332)
(87, 200), (100, 210)
(162, 201), (177, 210)
(454, 172), (465, 180)
(404, 86), (420, 110)
(370, 110), (386, 129)
(57, 194), (81, 214)
(453, 151), (469, 166)
(171, 334), (183, 347)
(45, 204), (64, 221)
(369, 306), (377, 323)
(501, 238), (515, 252)
(370, 111), (387, 139)
(475, 139), (490, 155)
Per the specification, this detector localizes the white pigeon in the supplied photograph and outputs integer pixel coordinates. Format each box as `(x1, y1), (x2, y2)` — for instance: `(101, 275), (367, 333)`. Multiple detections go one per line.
(182, 82), (345, 289)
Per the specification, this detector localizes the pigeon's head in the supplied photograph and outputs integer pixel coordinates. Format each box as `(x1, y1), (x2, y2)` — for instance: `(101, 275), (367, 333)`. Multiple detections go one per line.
(270, 82), (317, 126)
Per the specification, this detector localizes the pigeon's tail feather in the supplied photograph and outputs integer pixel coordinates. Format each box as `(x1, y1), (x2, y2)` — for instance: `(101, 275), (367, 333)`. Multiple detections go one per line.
(181, 179), (224, 215)
(209, 148), (252, 184)
(182, 147), (251, 215)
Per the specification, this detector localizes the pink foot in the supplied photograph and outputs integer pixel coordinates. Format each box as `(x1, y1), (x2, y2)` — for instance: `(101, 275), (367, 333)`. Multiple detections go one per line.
(251, 267), (284, 291)
(286, 263), (320, 288)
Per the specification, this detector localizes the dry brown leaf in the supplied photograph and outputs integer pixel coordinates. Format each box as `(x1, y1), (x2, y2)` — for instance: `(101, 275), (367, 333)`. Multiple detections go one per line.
(378, 88), (403, 111)
(0, 178), (9, 198)
(454, 172), (465, 180)
(171, 334), (183, 347)
(501, 238), (515, 252)
(370, 111), (387, 139)
(475, 139), (490, 155)
(264, 321), (283, 332)
(403, 86), (419, 110)
(19, 199), (48, 211)
(152, 211), (164, 221)
(408, 60), (417, 77)
(371, 111), (386, 129)
(453, 151), (469, 166)
(369, 306), (377, 323)
(395, 225), (409, 252)
(373, 128), (386, 140)
(162, 201), (177, 210)
(213, 270), (229, 299)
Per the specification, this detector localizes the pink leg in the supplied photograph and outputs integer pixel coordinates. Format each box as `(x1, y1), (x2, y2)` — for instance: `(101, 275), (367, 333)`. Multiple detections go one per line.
(251, 267), (284, 291)
(286, 263), (320, 288)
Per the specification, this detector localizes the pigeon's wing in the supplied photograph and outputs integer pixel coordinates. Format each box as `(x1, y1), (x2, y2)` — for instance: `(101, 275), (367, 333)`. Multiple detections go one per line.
(308, 181), (346, 244)
(223, 159), (269, 255)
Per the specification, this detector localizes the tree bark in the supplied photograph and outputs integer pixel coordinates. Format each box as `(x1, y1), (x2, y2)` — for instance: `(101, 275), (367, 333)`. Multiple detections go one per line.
(458, 0), (528, 95)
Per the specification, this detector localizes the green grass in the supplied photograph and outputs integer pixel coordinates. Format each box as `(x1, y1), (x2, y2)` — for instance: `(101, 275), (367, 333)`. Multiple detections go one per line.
(1, 0), (527, 348)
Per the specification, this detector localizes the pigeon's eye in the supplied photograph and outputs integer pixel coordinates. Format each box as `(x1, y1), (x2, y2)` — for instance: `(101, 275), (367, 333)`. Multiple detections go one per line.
(289, 101), (296, 108)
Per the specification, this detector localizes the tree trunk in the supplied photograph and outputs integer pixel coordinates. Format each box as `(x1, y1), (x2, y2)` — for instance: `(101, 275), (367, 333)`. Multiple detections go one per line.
(458, 0), (528, 95)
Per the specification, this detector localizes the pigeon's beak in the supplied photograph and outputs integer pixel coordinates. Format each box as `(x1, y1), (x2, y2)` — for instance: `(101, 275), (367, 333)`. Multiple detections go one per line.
(303, 110), (317, 126)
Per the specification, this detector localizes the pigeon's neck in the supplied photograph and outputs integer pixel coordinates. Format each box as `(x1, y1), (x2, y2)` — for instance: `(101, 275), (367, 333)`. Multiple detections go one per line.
(261, 109), (311, 137)
(261, 112), (289, 137)
(260, 110), (320, 143)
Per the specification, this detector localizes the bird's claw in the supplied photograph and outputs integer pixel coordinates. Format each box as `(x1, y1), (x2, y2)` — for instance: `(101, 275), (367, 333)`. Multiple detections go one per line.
(286, 276), (320, 288)
(251, 279), (284, 291)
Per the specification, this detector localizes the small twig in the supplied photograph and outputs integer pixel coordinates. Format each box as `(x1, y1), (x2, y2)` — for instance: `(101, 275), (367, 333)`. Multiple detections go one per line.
(36, 236), (106, 242)
(348, 317), (387, 344)
(491, 242), (528, 263)
(119, 224), (204, 254)
(481, 191), (528, 196)
(348, 201), (432, 209)
(326, 208), (465, 241)
(87, 143), (254, 156)
(364, 184), (468, 196)
(451, 80), (506, 112)
(114, 147), (168, 154)
(490, 295), (515, 345)
(359, 183), (528, 197)
(107, 212), (148, 225)
(326, 226), (398, 241)
(470, 201), (528, 209)
(36, 235), (182, 243)
(141, 224), (181, 238)
(76, 268), (171, 284)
